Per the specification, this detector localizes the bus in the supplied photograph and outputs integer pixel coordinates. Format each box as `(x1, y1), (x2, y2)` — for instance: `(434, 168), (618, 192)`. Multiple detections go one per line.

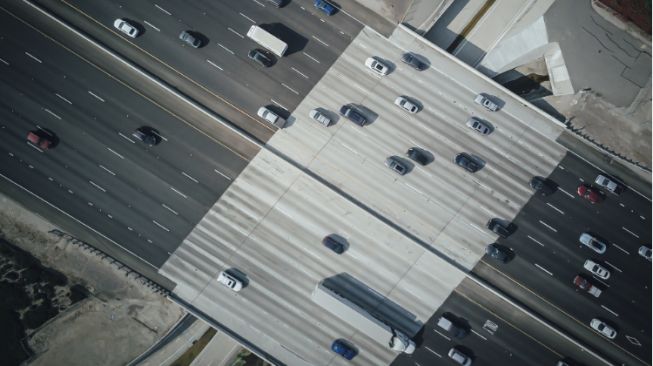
(246, 25), (287, 57)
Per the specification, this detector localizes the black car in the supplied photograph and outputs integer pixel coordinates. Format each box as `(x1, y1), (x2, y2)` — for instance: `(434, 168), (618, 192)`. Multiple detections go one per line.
(248, 49), (274, 67)
(486, 218), (515, 238)
(407, 147), (429, 165)
(132, 127), (160, 146)
(322, 235), (345, 254)
(401, 52), (427, 70)
(529, 176), (556, 196)
(485, 243), (510, 263)
(454, 153), (481, 173)
(339, 104), (367, 126)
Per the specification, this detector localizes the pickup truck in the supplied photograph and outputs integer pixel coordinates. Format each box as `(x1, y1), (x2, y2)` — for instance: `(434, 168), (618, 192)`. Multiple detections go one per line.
(573, 275), (601, 297)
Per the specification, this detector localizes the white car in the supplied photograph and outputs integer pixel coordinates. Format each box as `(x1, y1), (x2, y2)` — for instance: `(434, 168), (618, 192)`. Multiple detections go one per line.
(257, 107), (286, 128)
(590, 318), (617, 339)
(217, 271), (243, 292)
(474, 94), (498, 111)
(594, 174), (623, 194)
(448, 347), (472, 366)
(309, 109), (331, 127)
(638, 246), (651, 261)
(394, 96), (419, 114)
(583, 259), (610, 280)
(364, 57), (389, 76)
(466, 117), (492, 135)
(579, 233), (606, 254)
(113, 18), (139, 38)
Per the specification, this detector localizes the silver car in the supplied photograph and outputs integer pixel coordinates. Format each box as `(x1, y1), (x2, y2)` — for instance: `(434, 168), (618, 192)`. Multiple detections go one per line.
(466, 117), (492, 135)
(474, 94), (498, 111)
(179, 30), (201, 48)
(638, 246), (651, 261)
(385, 156), (408, 175)
(583, 259), (610, 280)
(579, 233), (606, 254)
(590, 318), (617, 339)
(394, 96), (419, 114)
(594, 174), (623, 194)
(113, 18), (139, 38)
(448, 347), (472, 366)
(364, 57), (389, 76)
(217, 271), (243, 292)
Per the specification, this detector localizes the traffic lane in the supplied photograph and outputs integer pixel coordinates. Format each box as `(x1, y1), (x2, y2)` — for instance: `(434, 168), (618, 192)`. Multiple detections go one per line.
(294, 0), (366, 38)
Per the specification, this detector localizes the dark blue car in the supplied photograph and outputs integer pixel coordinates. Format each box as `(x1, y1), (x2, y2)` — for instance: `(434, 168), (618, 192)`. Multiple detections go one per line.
(314, 0), (336, 16)
(331, 339), (357, 360)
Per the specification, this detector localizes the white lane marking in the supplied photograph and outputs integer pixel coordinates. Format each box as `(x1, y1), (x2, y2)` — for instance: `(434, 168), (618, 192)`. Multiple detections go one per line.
(55, 93), (72, 104)
(281, 83), (299, 95)
(619, 203), (626, 207)
(182, 172), (199, 183)
(25, 52), (42, 63)
(154, 4), (171, 15)
(546, 202), (565, 215)
(640, 215), (646, 220)
(404, 183), (424, 196)
(214, 168), (232, 181)
(207, 59), (223, 71)
(240, 12), (256, 23)
(89, 181), (106, 192)
(471, 329), (487, 340)
(527, 235), (544, 247)
(88, 90), (105, 102)
(433, 329), (451, 341)
(152, 131), (167, 142)
(228, 27), (244, 38)
(162, 203), (178, 215)
(218, 43), (235, 54)
(558, 165), (565, 170)
(601, 305), (619, 317)
(144, 21), (160, 32)
(603, 261), (622, 272)
(291, 67), (309, 79)
(170, 186), (187, 198)
(312, 35), (329, 47)
(534, 263), (553, 276)
(152, 220), (170, 232)
(43, 108), (62, 120)
(270, 99), (287, 110)
(0, 57), (9, 65)
(593, 276), (610, 287)
(557, 187), (575, 198)
(99, 165), (116, 176)
(468, 223), (486, 235)
(479, 205), (494, 215)
(622, 227), (639, 238)
(340, 143), (359, 155)
(611, 243), (629, 255)
(539, 220), (557, 232)
(253, 0), (265, 6)
(303, 52), (320, 63)
(423, 347), (441, 358)
(27, 143), (44, 152)
(106, 147), (124, 159)
(118, 132), (135, 143)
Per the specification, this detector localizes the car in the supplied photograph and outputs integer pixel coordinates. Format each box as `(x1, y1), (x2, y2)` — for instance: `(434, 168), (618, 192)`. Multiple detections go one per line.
(364, 57), (390, 76)
(486, 219), (515, 238)
(474, 94), (499, 111)
(257, 107), (286, 128)
(267, 0), (284, 7)
(401, 52), (427, 70)
(314, 0), (336, 16)
(132, 127), (160, 146)
(179, 30), (201, 48)
(248, 49), (274, 67)
(322, 235), (345, 254)
(454, 153), (482, 173)
(436, 314), (468, 338)
(394, 96), (419, 113)
(485, 244), (510, 263)
(577, 184), (602, 203)
(573, 274), (602, 297)
(448, 347), (472, 366)
(217, 271), (243, 292)
(309, 109), (331, 127)
(339, 104), (367, 126)
(579, 233), (606, 254)
(529, 176), (556, 196)
(465, 117), (492, 135)
(407, 147), (429, 165)
(385, 156), (408, 175)
(331, 339), (357, 360)
(113, 18), (139, 38)
(638, 245), (651, 261)
(583, 259), (610, 280)
(594, 174), (623, 194)
(590, 318), (617, 339)
(26, 130), (53, 150)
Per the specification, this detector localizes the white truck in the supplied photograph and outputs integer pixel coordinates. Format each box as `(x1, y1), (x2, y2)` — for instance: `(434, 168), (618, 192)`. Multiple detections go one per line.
(311, 282), (415, 354)
(247, 25), (287, 57)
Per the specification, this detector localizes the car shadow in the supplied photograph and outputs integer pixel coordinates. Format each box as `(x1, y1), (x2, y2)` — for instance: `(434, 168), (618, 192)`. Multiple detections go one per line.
(226, 268), (249, 288)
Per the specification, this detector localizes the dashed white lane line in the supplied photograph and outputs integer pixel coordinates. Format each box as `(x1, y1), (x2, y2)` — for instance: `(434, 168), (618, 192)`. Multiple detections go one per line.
(43, 108), (62, 120)
(154, 4), (171, 15)
(281, 83), (299, 95)
(546, 202), (564, 215)
(55, 93), (72, 104)
(88, 91), (105, 102)
(99, 165), (116, 176)
(468, 223), (486, 235)
(312, 35), (329, 47)
(207, 59), (223, 71)
(270, 99), (287, 110)
(527, 235), (545, 247)
(423, 347), (441, 357)
(152, 220), (170, 232)
(228, 27), (244, 38)
(291, 67), (309, 79)
(213, 168), (231, 181)
(118, 132), (135, 143)
(640, 215), (646, 220)
(218, 43), (235, 54)
(539, 220), (557, 232)
(433, 329), (451, 341)
(622, 227), (639, 238)
(340, 143), (359, 155)
(303, 52), (320, 63)
(604, 261), (622, 273)
(161, 203), (178, 215)
(25, 52), (42, 63)
(143, 21), (160, 32)
(106, 147), (125, 159)
(534, 263), (553, 276)
(253, 0), (265, 7)
(89, 181), (106, 193)
(619, 202), (626, 207)
(0, 57), (9, 65)
(601, 305), (619, 317)
(240, 12), (256, 23)
(611, 243), (630, 255)
(471, 329), (487, 340)
(182, 172), (199, 183)
(557, 187), (575, 198)
(170, 187), (187, 199)
(404, 183), (424, 196)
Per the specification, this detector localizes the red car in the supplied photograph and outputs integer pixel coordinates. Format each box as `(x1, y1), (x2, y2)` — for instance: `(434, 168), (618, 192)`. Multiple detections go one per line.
(26, 130), (53, 150)
(577, 184), (602, 203)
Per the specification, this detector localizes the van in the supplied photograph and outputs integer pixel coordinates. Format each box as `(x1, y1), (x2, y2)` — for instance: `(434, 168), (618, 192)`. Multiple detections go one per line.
(436, 314), (468, 338)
